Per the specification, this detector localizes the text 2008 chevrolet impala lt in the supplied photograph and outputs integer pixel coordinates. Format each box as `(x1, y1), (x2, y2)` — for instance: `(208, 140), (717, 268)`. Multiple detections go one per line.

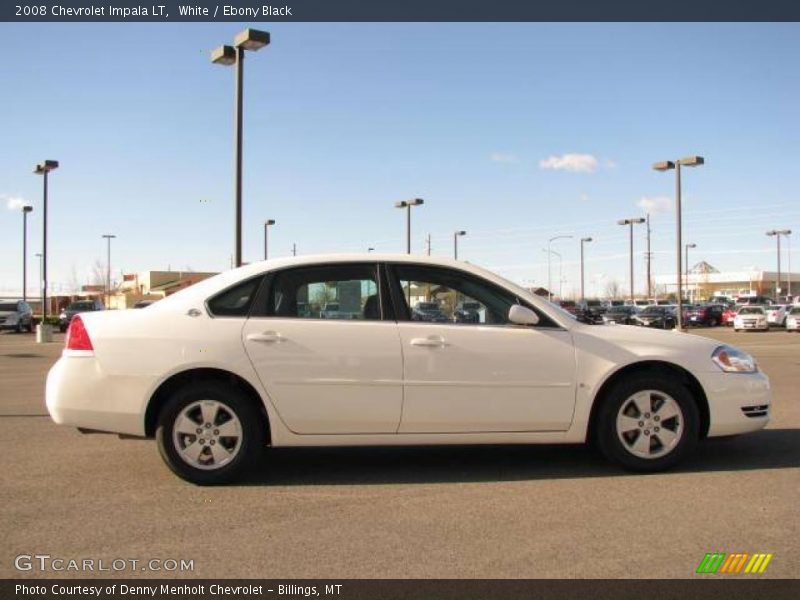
(46, 255), (771, 484)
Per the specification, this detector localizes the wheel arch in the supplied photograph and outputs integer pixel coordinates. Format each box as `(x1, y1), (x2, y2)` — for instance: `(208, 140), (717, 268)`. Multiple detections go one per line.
(586, 360), (710, 442)
(144, 367), (270, 442)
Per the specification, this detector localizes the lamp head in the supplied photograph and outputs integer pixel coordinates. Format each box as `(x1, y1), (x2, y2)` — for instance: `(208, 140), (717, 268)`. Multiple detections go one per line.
(582, 237), (593, 243)
(34, 160), (59, 174)
(211, 45), (236, 66)
(234, 29), (270, 51)
(22, 205), (33, 214)
(652, 160), (675, 172)
(266, 219), (276, 226)
(455, 230), (466, 236)
(678, 155), (705, 167)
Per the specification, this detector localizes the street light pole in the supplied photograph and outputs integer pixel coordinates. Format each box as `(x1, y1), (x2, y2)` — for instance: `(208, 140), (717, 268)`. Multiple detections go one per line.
(263, 219), (276, 260)
(645, 213), (652, 299)
(617, 218), (646, 303)
(454, 230), (466, 259)
(684, 243), (696, 304)
(211, 29), (270, 268)
(22, 205), (33, 303)
(547, 235), (572, 302)
(35, 254), (43, 313)
(101, 234), (116, 308)
(766, 229), (792, 301)
(33, 160), (58, 339)
(394, 198), (424, 254)
(653, 155), (704, 330)
(580, 237), (593, 303)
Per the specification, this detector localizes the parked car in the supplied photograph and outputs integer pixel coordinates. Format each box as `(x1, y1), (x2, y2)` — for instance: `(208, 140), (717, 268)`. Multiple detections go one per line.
(46, 254), (771, 484)
(412, 301), (448, 322)
(454, 301), (481, 323)
(786, 306), (800, 332)
(59, 299), (104, 332)
(0, 300), (34, 333)
(632, 305), (677, 330)
(721, 305), (739, 327)
(557, 300), (578, 315)
(766, 305), (788, 327)
(685, 304), (725, 327)
(133, 300), (155, 309)
(733, 306), (769, 331)
(602, 305), (639, 325)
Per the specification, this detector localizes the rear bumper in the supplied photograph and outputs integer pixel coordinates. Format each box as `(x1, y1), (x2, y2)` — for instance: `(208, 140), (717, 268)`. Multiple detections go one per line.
(46, 356), (149, 437)
(697, 370), (771, 436)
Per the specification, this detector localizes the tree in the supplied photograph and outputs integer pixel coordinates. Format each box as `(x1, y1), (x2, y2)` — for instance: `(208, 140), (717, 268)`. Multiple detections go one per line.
(605, 278), (623, 299)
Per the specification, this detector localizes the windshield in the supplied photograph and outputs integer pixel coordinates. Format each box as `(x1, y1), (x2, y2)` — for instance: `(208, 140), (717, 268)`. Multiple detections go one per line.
(790, 307), (800, 315)
(609, 306), (634, 314)
(0, 302), (18, 312)
(739, 306), (764, 315)
(640, 307), (664, 315)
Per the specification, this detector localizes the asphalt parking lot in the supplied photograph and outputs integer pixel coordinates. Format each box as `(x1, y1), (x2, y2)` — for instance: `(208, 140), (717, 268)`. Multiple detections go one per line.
(1, 327), (798, 579)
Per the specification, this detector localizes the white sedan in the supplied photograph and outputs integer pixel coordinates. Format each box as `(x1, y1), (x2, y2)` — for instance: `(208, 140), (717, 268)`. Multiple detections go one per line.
(786, 306), (800, 332)
(733, 306), (770, 331)
(47, 255), (771, 484)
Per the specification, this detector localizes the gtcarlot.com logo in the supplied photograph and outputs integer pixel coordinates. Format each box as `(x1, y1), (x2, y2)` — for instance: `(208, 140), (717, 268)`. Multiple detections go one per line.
(696, 552), (773, 574)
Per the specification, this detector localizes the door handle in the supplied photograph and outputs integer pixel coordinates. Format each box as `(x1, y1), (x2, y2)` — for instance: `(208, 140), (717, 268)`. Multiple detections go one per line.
(410, 335), (448, 348)
(247, 331), (285, 343)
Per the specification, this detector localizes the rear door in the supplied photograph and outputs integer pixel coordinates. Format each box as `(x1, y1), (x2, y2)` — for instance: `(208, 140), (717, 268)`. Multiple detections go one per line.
(242, 263), (404, 434)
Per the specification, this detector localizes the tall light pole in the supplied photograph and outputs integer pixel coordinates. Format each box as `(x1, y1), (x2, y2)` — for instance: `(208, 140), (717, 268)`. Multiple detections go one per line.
(34, 159), (58, 340)
(653, 155), (704, 330)
(292, 243), (297, 257)
(684, 243), (696, 303)
(617, 218), (646, 302)
(211, 28), (270, 267)
(547, 235), (572, 302)
(394, 198), (424, 254)
(645, 213), (652, 299)
(580, 237), (593, 303)
(263, 219), (276, 260)
(35, 254), (43, 313)
(766, 229), (792, 301)
(21, 205), (33, 303)
(454, 230), (466, 259)
(102, 235), (116, 308)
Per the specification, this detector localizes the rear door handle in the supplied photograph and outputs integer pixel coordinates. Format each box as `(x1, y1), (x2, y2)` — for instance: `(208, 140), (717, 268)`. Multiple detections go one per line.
(410, 335), (448, 348)
(247, 331), (285, 343)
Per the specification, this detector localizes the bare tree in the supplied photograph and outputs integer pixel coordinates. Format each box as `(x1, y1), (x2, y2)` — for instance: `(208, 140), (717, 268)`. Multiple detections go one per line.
(89, 260), (106, 286)
(605, 278), (623, 299)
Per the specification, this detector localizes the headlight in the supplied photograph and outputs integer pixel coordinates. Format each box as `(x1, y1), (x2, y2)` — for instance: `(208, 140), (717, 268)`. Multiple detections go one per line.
(712, 345), (757, 373)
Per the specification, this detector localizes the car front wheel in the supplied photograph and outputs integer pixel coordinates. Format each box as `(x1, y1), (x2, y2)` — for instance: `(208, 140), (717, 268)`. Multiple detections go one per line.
(596, 373), (699, 472)
(156, 381), (266, 485)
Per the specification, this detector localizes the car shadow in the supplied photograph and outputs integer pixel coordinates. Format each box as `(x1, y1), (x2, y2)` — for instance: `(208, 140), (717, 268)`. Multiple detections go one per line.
(237, 428), (800, 486)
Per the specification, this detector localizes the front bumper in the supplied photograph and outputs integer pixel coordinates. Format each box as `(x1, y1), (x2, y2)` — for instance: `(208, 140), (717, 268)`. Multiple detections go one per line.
(696, 370), (771, 436)
(46, 356), (149, 437)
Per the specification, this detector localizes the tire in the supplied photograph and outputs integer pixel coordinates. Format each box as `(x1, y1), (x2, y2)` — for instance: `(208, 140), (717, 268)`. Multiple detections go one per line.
(595, 372), (699, 472)
(156, 380), (266, 485)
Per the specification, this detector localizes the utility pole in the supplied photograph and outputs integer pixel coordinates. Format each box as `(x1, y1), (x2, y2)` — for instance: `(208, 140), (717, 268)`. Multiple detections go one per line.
(645, 213), (652, 299)
(426, 233), (431, 256)
(292, 243), (297, 257)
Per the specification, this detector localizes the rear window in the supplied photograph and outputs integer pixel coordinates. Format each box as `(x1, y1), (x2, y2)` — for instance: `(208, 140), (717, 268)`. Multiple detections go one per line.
(68, 301), (95, 311)
(739, 307), (765, 315)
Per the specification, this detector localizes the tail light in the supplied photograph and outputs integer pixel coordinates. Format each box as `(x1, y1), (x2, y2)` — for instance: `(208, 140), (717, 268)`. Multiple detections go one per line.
(65, 315), (94, 352)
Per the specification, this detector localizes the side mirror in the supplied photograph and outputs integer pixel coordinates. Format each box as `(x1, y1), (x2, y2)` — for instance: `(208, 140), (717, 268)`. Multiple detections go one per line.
(509, 304), (539, 326)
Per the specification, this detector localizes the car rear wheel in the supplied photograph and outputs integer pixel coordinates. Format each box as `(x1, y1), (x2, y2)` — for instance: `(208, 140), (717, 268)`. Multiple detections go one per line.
(156, 381), (266, 485)
(596, 373), (699, 472)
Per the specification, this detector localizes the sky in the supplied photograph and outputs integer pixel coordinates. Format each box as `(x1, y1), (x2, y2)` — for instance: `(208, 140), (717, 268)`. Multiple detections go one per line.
(1, 22), (798, 299)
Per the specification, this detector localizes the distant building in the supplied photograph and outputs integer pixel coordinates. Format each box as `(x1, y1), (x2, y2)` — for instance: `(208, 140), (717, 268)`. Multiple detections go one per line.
(655, 262), (800, 302)
(107, 270), (218, 309)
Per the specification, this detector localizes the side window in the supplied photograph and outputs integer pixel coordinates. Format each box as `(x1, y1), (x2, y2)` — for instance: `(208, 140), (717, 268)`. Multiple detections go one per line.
(207, 276), (263, 317)
(267, 264), (381, 320)
(391, 265), (516, 325)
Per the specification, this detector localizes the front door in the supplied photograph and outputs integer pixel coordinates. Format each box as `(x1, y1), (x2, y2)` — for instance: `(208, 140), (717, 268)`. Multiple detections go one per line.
(389, 264), (577, 433)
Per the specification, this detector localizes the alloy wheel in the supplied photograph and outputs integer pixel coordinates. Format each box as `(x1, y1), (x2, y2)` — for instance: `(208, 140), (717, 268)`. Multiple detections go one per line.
(615, 390), (684, 460)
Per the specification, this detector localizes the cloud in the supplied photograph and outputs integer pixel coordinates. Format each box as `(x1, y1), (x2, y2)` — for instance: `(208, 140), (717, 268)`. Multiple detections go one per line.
(604, 159), (617, 169)
(637, 196), (673, 214)
(490, 152), (519, 164)
(3, 195), (28, 211)
(539, 153), (599, 173)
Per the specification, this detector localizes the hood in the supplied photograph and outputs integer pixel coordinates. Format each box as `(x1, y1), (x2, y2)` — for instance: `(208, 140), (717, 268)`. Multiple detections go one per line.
(572, 322), (725, 374)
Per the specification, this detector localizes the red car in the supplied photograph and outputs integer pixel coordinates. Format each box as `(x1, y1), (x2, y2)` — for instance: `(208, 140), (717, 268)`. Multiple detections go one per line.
(722, 305), (740, 327)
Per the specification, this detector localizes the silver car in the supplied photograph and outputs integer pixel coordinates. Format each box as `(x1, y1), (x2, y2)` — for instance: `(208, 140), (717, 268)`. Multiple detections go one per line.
(0, 300), (34, 333)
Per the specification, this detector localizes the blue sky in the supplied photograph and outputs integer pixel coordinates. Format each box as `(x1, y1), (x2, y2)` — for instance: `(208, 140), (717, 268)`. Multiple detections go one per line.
(1, 23), (798, 298)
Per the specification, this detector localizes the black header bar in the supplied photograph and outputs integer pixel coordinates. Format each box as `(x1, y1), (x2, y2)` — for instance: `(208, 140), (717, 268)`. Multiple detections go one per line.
(3, 0), (800, 22)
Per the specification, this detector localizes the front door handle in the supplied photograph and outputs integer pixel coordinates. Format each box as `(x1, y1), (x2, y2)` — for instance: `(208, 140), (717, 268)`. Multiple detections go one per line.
(410, 335), (448, 348)
(247, 331), (285, 343)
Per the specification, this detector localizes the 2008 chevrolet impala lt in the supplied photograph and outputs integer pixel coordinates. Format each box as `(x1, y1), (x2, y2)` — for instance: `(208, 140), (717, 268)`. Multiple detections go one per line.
(46, 255), (771, 484)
